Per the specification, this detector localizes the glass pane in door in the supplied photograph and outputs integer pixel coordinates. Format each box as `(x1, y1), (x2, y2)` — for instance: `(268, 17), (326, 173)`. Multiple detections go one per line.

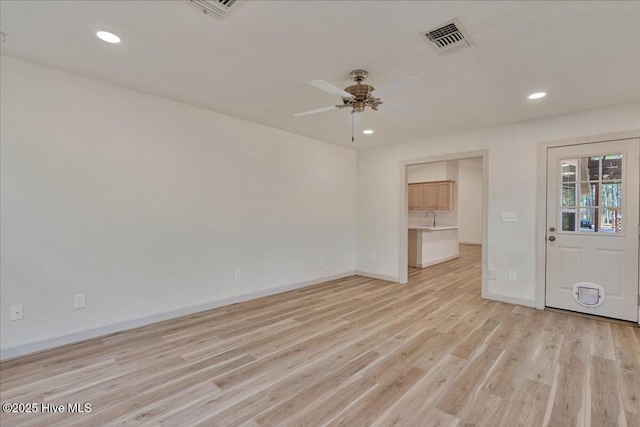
(561, 159), (577, 182)
(562, 184), (576, 207)
(600, 182), (622, 207)
(579, 208), (596, 232)
(602, 155), (622, 180)
(561, 209), (576, 232)
(580, 156), (600, 181)
(600, 207), (623, 234)
(579, 182), (598, 207)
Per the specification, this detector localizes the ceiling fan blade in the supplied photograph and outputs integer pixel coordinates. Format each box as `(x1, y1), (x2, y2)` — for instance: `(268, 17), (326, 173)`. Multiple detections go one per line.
(377, 102), (424, 116)
(370, 76), (421, 99)
(309, 80), (353, 99)
(293, 105), (338, 117)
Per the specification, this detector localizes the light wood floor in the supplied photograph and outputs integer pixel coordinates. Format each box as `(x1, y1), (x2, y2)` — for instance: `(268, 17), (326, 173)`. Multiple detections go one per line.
(1, 245), (639, 426)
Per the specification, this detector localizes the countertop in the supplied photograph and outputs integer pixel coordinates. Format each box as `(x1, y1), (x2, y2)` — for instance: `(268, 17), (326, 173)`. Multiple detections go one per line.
(408, 225), (459, 231)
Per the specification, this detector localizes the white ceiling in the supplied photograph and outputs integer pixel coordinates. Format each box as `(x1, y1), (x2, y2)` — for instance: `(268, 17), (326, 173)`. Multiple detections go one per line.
(1, 1), (639, 149)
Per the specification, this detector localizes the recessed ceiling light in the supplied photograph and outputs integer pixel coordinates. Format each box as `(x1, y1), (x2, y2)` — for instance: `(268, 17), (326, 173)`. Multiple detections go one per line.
(528, 92), (546, 100)
(96, 31), (121, 44)
(363, 130), (374, 135)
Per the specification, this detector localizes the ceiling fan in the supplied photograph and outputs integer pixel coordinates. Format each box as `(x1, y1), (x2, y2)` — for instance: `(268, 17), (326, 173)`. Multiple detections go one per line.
(294, 69), (424, 141)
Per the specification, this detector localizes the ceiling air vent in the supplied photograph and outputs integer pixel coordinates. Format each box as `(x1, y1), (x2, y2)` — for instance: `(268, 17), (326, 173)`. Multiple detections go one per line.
(422, 19), (473, 53)
(191, 0), (243, 19)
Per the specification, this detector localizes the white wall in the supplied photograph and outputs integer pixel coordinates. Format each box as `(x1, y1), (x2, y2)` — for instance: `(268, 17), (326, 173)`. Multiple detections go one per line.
(458, 158), (483, 244)
(356, 102), (640, 305)
(0, 56), (356, 357)
(407, 162), (446, 183)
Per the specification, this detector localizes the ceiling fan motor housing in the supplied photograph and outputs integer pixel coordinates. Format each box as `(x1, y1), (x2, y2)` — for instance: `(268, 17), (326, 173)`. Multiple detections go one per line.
(343, 84), (380, 111)
(342, 70), (380, 111)
(344, 84), (375, 99)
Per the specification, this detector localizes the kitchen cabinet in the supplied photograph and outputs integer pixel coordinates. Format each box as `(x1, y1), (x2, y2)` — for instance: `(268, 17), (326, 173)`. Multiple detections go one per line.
(408, 226), (459, 267)
(408, 180), (454, 210)
(409, 183), (424, 210)
(423, 183), (437, 209)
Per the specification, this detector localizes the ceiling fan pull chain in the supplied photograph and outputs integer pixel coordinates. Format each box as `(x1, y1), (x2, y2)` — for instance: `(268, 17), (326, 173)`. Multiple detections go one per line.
(351, 113), (355, 143)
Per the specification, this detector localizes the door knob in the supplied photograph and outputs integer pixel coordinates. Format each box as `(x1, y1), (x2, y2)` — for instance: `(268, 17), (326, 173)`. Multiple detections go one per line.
(548, 236), (556, 241)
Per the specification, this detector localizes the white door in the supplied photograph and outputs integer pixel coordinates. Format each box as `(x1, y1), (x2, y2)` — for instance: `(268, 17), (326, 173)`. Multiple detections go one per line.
(545, 138), (639, 322)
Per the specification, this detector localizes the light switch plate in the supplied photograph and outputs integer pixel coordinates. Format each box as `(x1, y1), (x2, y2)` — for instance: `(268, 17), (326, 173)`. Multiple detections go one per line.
(501, 211), (517, 222)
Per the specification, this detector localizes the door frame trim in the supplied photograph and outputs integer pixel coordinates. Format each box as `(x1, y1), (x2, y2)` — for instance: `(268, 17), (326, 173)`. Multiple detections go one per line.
(535, 130), (640, 310)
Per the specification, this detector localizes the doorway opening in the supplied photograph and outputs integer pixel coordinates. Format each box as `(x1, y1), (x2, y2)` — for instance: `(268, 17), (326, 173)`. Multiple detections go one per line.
(399, 151), (488, 299)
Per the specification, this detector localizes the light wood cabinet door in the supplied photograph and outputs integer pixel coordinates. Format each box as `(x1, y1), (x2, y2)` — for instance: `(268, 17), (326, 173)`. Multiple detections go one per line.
(408, 180), (454, 210)
(423, 183), (437, 209)
(436, 182), (452, 209)
(409, 184), (424, 209)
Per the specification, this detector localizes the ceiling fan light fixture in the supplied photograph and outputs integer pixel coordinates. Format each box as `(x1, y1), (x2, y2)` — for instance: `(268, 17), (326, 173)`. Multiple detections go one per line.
(352, 101), (366, 113)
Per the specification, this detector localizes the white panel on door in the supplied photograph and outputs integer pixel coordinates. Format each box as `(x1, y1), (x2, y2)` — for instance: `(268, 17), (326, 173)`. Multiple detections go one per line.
(558, 247), (581, 290)
(596, 249), (622, 296)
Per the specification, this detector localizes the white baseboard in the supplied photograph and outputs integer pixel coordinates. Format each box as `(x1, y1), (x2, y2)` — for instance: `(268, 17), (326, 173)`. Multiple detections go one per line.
(0, 271), (356, 361)
(354, 270), (401, 284)
(417, 254), (459, 268)
(482, 290), (536, 308)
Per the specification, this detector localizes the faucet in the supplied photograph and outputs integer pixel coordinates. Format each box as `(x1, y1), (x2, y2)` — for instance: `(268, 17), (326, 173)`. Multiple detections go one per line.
(425, 210), (436, 227)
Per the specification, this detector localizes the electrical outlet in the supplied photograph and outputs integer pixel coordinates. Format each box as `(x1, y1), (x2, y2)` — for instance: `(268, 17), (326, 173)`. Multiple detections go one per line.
(489, 269), (497, 280)
(74, 294), (86, 310)
(509, 271), (517, 282)
(319, 258), (325, 266)
(234, 270), (241, 281)
(371, 254), (376, 263)
(10, 304), (23, 321)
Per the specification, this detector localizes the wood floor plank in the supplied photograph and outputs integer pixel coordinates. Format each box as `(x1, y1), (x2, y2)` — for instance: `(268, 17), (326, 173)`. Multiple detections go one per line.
(545, 317), (589, 427)
(434, 345), (504, 417)
(456, 389), (507, 426)
(589, 355), (626, 427)
(1, 245), (637, 427)
(450, 318), (500, 360)
(376, 404), (460, 427)
(498, 379), (550, 427)
(327, 365), (425, 426)
(371, 354), (466, 426)
(279, 376), (379, 427)
(253, 351), (380, 426)
(364, 329), (440, 384)
(483, 311), (546, 399)
(107, 380), (221, 426)
(527, 329), (563, 386)
(210, 347), (380, 425)
(588, 319), (616, 361)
